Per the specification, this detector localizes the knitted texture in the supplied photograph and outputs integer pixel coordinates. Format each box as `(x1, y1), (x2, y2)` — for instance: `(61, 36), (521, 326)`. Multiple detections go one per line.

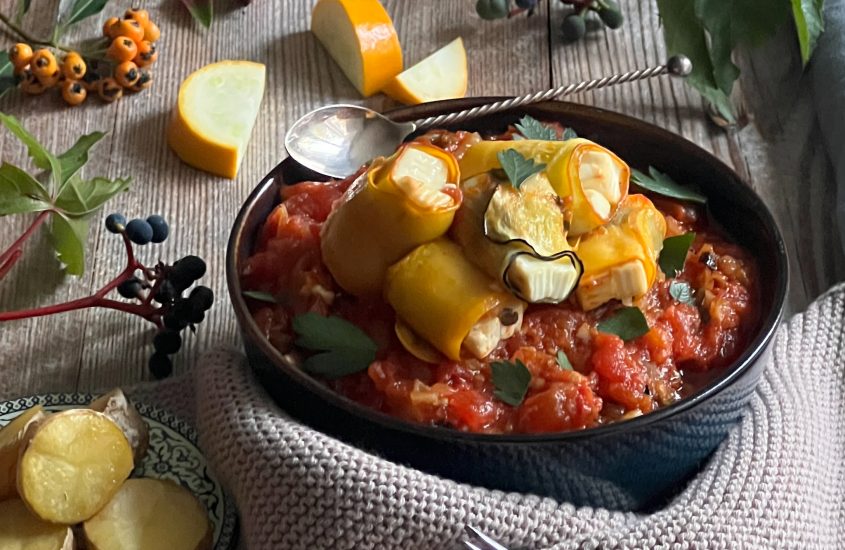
(141, 284), (845, 549)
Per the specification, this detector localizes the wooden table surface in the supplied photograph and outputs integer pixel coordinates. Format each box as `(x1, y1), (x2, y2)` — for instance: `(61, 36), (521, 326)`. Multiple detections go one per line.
(1, 0), (842, 400)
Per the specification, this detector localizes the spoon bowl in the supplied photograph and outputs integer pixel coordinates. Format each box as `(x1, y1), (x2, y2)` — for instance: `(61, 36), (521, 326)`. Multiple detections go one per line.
(284, 104), (415, 179)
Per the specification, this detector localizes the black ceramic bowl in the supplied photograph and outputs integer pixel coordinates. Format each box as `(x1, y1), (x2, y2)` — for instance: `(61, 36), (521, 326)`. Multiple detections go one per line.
(227, 99), (787, 511)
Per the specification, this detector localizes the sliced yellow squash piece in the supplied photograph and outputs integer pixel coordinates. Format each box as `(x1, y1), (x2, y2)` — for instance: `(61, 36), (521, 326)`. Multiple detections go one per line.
(311, 0), (403, 97)
(0, 405), (46, 502)
(383, 38), (468, 105)
(168, 60), (266, 179)
(0, 499), (75, 550)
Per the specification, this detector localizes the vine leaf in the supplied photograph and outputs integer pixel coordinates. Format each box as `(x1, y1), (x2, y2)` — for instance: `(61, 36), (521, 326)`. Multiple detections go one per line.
(0, 113), (62, 191)
(0, 52), (17, 98)
(48, 212), (88, 276)
(181, 0), (213, 28)
(59, 0), (110, 31)
(55, 176), (131, 216)
(0, 162), (51, 215)
(57, 131), (107, 187)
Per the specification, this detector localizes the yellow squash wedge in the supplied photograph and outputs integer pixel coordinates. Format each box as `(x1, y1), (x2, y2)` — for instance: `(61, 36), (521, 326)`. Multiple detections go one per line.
(382, 38), (468, 105)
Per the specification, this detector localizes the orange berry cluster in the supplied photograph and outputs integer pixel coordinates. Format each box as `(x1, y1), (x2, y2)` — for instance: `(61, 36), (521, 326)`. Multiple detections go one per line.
(7, 9), (160, 106)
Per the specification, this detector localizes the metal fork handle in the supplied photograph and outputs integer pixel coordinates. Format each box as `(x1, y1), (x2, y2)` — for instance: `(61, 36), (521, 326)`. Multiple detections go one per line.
(412, 54), (692, 130)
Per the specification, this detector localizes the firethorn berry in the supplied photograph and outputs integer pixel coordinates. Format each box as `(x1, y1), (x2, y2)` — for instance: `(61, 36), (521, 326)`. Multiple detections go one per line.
(9, 43), (33, 69)
(81, 70), (101, 91)
(35, 69), (61, 88)
(125, 218), (154, 245)
(143, 20), (160, 42)
(105, 213), (127, 233)
(61, 52), (86, 80)
(107, 37), (138, 63)
(30, 49), (57, 79)
(20, 71), (46, 95)
(112, 19), (145, 44)
(61, 80), (87, 106)
(98, 77), (123, 102)
(133, 41), (157, 67)
(130, 70), (153, 92)
(125, 8), (150, 27)
(146, 215), (169, 243)
(103, 16), (120, 38)
(114, 61), (140, 88)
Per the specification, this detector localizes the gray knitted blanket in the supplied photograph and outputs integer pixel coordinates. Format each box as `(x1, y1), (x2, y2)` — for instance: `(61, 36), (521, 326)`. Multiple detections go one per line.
(138, 283), (845, 549)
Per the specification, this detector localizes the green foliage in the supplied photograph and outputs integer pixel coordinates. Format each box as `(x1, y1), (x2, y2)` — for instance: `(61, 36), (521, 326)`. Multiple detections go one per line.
(0, 114), (129, 276)
(491, 359), (532, 406)
(630, 166), (707, 204)
(497, 149), (546, 190)
(292, 313), (379, 378)
(596, 306), (650, 342)
(181, 0), (213, 28)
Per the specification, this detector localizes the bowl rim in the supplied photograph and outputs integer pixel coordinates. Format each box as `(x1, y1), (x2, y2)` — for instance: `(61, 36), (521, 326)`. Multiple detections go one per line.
(227, 98), (788, 444)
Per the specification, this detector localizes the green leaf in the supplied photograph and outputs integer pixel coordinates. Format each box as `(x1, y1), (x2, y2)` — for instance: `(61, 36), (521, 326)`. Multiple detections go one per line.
(659, 232), (697, 277)
(515, 115), (558, 140)
(656, 0), (736, 123)
(0, 52), (17, 99)
(630, 166), (707, 204)
(562, 127), (578, 140)
(181, 0), (213, 28)
(54, 176), (131, 216)
(669, 280), (695, 305)
(490, 359), (531, 406)
(497, 149), (546, 190)
(791, 0), (825, 65)
(14, 0), (32, 24)
(48, 212), (88, 276)
(60, 0), (109, 27)
(597, 306), (650, 342)
(0, 113), (62, 190)
(57, 131), (106, 187)
(555, 350), (573, 371)
(292, 313), (378, 378)
(0, 162), (51, 215)
(242, 290), (278, 304)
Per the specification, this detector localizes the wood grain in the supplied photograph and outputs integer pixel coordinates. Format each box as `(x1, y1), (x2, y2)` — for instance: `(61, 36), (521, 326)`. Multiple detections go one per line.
(0, 0), (839, 400)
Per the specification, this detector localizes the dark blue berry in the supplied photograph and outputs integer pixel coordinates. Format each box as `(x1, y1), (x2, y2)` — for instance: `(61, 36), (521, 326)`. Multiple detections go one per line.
(169, 256), (207, 291)
(105, 213), (126, 234)
(516, 0), (537, 9)
(117, 277), (143, 299)
(153, 280), (176, 304)
(163, 310), (189, 331)
(598, 2), (624, 29)
(561, 13), (586, 42)
(170, 299), (193, 322)
(148, 352), (173, 379)
(188, 309), (205, 324)
(146, 215), (169, 243)
(189, 286), (214, 312)
(153, 330), (182, 354)
(476, 0), (509, 20)
(125, 219), (153, 245)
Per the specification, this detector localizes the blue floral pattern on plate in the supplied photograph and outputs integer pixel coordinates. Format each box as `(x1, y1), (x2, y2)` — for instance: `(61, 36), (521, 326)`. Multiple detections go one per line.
(0, 393), (238, 549)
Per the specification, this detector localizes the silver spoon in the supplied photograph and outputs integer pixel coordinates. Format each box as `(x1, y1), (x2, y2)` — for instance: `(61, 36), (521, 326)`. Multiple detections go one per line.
(284, 55), (692, 179)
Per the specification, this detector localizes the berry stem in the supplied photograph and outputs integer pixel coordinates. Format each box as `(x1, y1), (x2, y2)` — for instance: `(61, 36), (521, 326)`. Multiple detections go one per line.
(0, 210), (51, 281)
(0, 11), (74, 52)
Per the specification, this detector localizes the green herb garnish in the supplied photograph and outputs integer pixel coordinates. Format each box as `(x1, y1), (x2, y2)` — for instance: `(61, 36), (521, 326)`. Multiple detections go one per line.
(514, 115), (577, 141)
(597, 306), (650, 341)
(555, 350), (573, 371)
(669, 280), (695, 304)
(496, 149), (546, 190)
(491, 359), (532, 406)
(659, 232), (696, 277)
(180, 0), (213, 28)
(631, 166), (707, 204)
(242, 290), (278, 304)
(292, 313), (378, 379)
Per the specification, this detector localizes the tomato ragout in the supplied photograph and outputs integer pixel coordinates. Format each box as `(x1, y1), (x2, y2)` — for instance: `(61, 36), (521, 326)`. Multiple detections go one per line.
(242, 129), (758, 434)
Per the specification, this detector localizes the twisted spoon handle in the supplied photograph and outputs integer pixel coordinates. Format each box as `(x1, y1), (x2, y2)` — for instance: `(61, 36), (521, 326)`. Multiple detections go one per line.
(411, 55), (692, 130)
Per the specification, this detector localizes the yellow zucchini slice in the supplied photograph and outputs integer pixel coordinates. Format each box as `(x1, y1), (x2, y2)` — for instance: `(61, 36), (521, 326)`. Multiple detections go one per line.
(321, 142), (461, 296)
(0, 499), (75, 550)
(0, 405), (47, 502)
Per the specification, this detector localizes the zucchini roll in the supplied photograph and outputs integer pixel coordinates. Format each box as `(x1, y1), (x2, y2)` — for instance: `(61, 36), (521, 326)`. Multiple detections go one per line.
(385, 239), (525, 361)
(459, 138), (630, 237)
(575, 194), (667, 310)
(320, 143), (461, 296)
(451, 172), (582, 304)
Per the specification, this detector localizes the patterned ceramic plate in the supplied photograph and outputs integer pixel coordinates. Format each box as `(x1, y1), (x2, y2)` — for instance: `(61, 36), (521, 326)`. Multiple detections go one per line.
(0, 393), (238, 549)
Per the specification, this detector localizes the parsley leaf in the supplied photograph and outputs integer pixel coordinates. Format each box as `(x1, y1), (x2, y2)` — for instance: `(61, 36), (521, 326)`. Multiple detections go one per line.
(514, 115), (557, 140)
(630, 167), (707, 204)
(491, 359), (532, 406)
(497, 149), (546, 190)
(555, 350), (573, 371)
(242, 290), (277, 304)
(669, 280), (695, 304)
(292, 313), (378, 378)
(597, 306), (650, 342)
(659, 232), (696, 277)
